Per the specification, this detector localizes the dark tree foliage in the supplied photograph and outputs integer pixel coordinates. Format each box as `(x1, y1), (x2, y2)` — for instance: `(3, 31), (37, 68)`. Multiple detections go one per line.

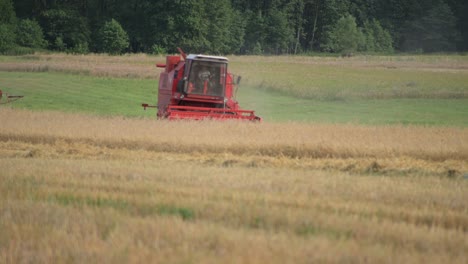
(0, 0), (16, 24)
(6, 0), (468, 54)
(401, 0), (460, 52)
(16, 19), (47, 48)
(39, 8), (90, 52)
(0, 0), (16, 52)
(445, 0), (468, 50)
(323, 14), (363, 54)
(97, 18), (128, 54)
(0, 24), (16, 52)
(242, 10), (266, 54)
(148, 0), (210, 54)
(264, 8), (293, 54)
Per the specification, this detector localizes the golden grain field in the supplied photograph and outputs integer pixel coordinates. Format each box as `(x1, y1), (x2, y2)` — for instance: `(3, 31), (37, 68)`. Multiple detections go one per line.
(1, 108), (467, 263)
(2, 53), (467, 80)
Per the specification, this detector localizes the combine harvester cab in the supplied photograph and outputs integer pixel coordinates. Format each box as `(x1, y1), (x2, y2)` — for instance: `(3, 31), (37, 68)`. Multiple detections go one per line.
(143, 49), (261, 121)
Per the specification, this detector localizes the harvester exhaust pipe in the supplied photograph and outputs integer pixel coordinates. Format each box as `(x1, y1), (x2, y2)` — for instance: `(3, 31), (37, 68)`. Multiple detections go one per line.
(177, 47), (187, 60)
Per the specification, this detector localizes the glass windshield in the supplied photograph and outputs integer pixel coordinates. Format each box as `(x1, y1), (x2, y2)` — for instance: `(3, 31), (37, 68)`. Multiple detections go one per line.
(186, 61), (226, 97)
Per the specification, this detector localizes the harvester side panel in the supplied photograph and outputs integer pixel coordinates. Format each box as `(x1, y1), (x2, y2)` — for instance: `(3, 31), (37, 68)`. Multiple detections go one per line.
(157, 72), (172, 118)
(157, 56), (183, 118)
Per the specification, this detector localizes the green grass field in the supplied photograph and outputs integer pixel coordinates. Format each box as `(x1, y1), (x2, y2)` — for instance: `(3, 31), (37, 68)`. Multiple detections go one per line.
(239, 87), (468, 125)
(1, 70), (467, 126)
(0, 72), (156, 117)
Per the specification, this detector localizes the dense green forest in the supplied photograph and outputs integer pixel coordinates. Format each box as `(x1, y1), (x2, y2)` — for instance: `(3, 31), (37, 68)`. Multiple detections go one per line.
(1, 0), (467, 55)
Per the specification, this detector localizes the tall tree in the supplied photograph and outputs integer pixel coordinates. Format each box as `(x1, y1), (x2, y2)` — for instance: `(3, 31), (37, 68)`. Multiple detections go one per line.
(97, 18), (128, 54)
(323, 14), (363, 54)
(0, 0), (17, 52)
(39, 8), (91, 51)
(148, 0), (209, 53)
(460, 3), (468, 50)
(227, 9), (246, 54)
(264, 8), (292, 54)
(362, 19), (393, 52)
(284, 0), (305, 54)
(0, 0), (16, 24)
(16, 19), (47, 48)
(302, 0), (350, 51)
(445, 0), (468, 50)
(242, 10), (266, 54)
(401, 0), (460, 52)
(204, 0), (237, 54)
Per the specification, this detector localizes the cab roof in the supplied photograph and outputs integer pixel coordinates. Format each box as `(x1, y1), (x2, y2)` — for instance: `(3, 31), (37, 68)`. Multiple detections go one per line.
(187, 54), (229, 62)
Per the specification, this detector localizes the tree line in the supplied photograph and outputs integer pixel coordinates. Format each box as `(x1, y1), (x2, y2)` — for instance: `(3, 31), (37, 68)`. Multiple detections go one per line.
(1, 0), (467, 55)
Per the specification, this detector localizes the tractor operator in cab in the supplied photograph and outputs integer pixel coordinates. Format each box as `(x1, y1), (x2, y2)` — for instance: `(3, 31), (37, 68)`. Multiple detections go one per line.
(188, 65), (213, 94)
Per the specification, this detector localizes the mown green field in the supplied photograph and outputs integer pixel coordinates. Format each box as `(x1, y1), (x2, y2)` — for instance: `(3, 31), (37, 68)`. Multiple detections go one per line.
(240, 87), (468, 125)
(0, 72), (156, 117)
(1, 71), (467, 126)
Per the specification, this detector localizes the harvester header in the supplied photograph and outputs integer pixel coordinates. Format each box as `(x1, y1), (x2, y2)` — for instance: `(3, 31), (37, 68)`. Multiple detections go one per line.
(142, 49), (261, 121)
(0, 89), (23, 105)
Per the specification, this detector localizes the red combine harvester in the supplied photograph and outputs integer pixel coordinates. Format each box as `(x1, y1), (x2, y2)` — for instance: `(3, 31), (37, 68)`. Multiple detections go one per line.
(142, 48), (261, 121)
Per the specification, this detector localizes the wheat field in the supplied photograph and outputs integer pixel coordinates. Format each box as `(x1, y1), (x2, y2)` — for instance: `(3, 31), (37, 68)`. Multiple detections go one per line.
(1, 108), (467, 263)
